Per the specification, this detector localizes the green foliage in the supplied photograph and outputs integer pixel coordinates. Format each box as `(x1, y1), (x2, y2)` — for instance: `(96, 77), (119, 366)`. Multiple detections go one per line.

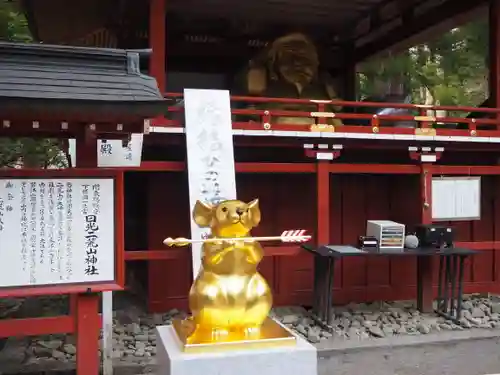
(357, 18), (489, 116)
(0, 0), (31, 42)
(0, 138), (67, 168)
(0, 1), (66, 168)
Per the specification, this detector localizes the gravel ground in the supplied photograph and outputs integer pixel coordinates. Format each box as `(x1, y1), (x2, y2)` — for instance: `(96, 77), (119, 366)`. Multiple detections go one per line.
(1, 294), (500, 374)
(274, 296), (500, 343)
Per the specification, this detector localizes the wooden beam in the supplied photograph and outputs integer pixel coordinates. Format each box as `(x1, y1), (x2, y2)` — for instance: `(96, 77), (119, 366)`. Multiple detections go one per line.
(167, 57), (243, 73)
(166, 39), (345, 69)
(150, 0), (166, 92)
(168, 0), (358, 24)
(353, 0), (487, 63)
(490, 0), (500, 109)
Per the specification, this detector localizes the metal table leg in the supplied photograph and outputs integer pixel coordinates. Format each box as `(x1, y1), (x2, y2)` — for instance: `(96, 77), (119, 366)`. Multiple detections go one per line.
(435, 255), (452, 319)
(312, 254), (322, 318)
(435, 254), (466, 323)
(448, 255), (458, 318)
(436, 256), (444, 310)
(310, 255), (336, 331)
(325, 258), (335, 326)
(312, 254), (327, 322)
(455, 255), (466, 319)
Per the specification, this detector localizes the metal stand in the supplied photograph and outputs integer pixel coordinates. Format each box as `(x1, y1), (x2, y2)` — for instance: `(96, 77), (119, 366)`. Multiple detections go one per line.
(436, 254), (466, 323)
(311, 256), (335, 329)
(305, 244), (475, 329)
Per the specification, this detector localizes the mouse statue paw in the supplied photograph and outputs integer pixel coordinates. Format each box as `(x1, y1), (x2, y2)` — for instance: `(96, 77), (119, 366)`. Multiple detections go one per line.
(243, 326), (262, 339)
(210, 328), (229, 341)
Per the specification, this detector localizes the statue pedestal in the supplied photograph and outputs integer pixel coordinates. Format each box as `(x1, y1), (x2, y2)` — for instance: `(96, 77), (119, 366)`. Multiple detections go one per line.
(155, 321), (317, 375)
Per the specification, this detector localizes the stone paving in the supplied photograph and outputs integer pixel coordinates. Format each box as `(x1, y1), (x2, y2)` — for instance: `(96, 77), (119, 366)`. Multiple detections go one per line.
(0, 294), (499, 373)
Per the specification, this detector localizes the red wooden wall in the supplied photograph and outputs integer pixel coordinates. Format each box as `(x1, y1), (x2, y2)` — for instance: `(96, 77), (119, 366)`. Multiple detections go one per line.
(142, 171), (500, 312)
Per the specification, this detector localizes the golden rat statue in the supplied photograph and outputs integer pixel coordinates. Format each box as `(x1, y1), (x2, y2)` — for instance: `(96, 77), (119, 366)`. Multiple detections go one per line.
(185, 199), (272, 343)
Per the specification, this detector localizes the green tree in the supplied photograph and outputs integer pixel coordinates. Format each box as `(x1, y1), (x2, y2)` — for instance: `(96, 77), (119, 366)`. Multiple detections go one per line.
(0, 1), (66, 168)
(357, 18), (489, 116)
(0, 0), (30, 42)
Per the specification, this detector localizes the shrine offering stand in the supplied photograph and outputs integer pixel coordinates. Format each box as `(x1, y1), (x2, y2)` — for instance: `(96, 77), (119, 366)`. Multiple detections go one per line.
(302, 244), (477, 328)
(155, 324), (317, 375)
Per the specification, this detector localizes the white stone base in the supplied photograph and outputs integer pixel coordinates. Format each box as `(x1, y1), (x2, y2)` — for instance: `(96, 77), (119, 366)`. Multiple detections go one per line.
(155, 321), (317, 375)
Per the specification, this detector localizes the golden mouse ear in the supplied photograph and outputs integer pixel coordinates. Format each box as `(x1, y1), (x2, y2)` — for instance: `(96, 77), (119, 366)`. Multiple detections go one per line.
(193, 200), (213, 228)
(247, 199), (261, 227)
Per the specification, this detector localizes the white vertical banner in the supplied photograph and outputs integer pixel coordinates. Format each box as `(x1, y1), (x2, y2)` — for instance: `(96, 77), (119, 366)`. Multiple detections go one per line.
(184, 89), (237, 276)
(67, 134), (144, 168)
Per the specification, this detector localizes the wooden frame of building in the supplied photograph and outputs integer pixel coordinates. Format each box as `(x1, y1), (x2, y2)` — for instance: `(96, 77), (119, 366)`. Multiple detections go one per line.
(13, 0), (500, 332)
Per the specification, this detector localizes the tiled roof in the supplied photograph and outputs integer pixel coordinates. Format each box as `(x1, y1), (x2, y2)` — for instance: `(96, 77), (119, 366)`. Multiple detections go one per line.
(0, 42), (168, 119)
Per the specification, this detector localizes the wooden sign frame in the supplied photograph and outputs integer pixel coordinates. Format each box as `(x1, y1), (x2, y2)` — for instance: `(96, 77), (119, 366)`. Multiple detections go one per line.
(0, 168), (124, 298)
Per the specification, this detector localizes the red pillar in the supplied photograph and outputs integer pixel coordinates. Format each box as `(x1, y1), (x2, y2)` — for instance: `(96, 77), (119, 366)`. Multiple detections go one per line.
(317, 161), (330, 244)
(75, 135), (98, 168)
(490, 0), (500, 108)
(417, 163), (434, 312)
(75, 293), (101, 375)
(149, 0), (166, 94)
(147, 0), (168, 313)
(489, 0), (500, 292)
(74, 129), (100, 375)
(341, 43), (357, 101)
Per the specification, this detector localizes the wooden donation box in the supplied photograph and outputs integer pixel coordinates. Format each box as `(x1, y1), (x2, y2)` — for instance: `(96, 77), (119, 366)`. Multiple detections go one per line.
(0, 169), (124, 297)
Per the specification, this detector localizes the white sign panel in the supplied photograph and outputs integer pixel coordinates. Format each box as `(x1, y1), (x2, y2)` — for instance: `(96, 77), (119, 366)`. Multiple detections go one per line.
(0, 178), (115, 288)
(432, 177), (481, 221)
(184, 89), (237, 276)
(68, 134), (144, 167)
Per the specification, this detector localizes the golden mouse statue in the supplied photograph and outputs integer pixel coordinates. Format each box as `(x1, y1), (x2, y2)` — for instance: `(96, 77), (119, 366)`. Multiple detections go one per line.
(234, 32), (343, 126)
(186, 198), (272, 342)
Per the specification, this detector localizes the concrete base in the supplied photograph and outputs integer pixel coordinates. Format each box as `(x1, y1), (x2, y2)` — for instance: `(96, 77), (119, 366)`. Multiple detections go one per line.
(156, 321), (317, 375)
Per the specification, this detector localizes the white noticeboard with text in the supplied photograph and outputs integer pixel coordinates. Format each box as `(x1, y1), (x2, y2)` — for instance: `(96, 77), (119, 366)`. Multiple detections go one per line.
(0, 178), (115, 289)
(184, 89), (237, 276)
(431, 177), (481, 221)
(68, 134), (144, 167)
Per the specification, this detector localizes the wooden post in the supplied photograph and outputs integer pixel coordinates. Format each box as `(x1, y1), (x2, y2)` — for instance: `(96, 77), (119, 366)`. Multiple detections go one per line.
(417, 163), (434, 312)
(490, 0), (500, 109)
(317, 161), (330, 245)
(149, 0), (166, 94)
(74, 128), (101, 375)
(341, 43), (357, 101)
(75, 292), (101, 375)
(490, 0), (500, 290)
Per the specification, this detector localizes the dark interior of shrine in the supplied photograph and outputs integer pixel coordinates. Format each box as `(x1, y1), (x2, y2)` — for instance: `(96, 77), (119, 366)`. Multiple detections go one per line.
(20, 0), (482, 75)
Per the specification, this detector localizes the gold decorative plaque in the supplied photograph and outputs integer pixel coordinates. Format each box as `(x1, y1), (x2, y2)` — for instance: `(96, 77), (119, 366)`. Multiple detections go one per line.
(414, 128), (437, 136)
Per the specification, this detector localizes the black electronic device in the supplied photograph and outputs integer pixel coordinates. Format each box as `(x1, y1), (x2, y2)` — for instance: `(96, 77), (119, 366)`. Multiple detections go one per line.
(415, 224), (454, 248)
(358, 235), (379, 250)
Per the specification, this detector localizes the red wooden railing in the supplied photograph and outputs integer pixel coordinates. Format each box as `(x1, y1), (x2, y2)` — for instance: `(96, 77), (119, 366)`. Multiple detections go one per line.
(161, 92), (500, 138)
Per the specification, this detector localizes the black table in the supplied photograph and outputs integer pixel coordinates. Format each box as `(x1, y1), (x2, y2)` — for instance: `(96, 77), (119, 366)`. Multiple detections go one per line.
(302, 245), (477, 328)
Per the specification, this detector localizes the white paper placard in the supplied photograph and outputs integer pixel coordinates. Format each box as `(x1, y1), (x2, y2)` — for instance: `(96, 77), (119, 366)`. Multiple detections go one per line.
(432, 177), (481, 221)
(184, 89), (237, 276)
(0, 178), (115, 288)
(68, 134), (144, 167)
